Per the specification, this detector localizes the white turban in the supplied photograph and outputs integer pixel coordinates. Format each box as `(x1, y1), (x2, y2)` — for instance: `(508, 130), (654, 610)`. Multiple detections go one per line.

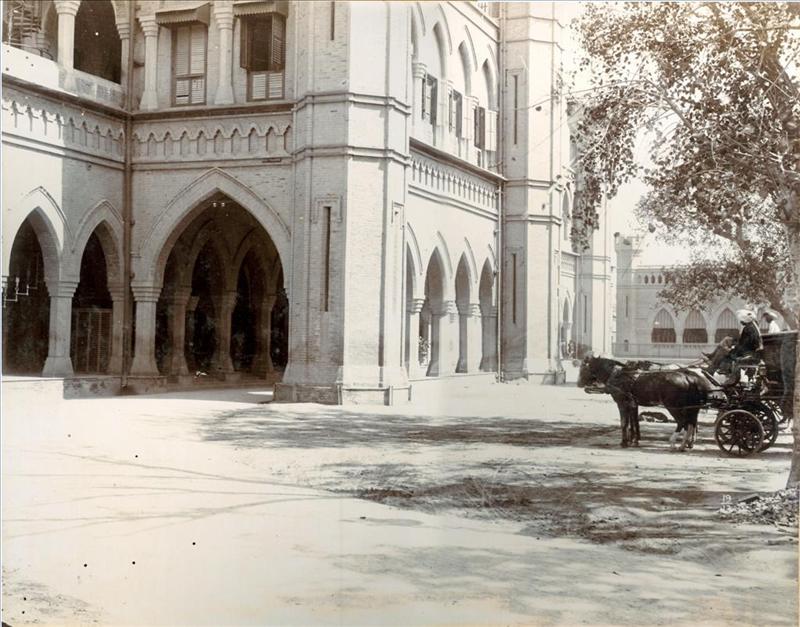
(736, 309), (756, 324)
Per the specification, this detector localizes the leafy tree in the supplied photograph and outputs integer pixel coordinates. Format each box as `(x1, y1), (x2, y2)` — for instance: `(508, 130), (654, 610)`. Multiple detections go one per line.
(572, 2), (800, 484)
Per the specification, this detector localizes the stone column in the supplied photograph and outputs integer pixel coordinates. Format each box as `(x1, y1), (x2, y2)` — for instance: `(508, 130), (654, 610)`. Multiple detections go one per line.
(115, 19), (131, 90)
(107, 285), (125, 374)
(251, 292), (276, 376)
(166, 287), (192, 377)
(213, 1), (235, 105)
(185, 295), (200, 373)
(129, 284), (162, 376)
(212, 290), (236, 377)
(54, 0), (80, 69)
(465, 303), (483, 373)
(480, 305), (498, 371)
(42, 279), (78, 377)
(406, 297), (425, 378)
(138, 16), (160, 111)
(429, 300), (458, 377)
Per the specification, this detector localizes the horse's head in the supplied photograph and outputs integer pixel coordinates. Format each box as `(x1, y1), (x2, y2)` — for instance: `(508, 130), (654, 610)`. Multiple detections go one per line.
(577, 354), (601, 388)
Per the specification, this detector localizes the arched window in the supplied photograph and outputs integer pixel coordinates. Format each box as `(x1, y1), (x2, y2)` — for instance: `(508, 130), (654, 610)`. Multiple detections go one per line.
(74, 0), (121, 83)
(562, 193), (570, 243)
(682, 310), (708, 343)
(644, 275), (649, 284)
(715, 308), (738, 343)
(652, 309), (676, 343)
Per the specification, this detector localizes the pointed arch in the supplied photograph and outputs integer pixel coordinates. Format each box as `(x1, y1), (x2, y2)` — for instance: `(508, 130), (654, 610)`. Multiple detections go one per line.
(137, 168), (291, 287)
(433, 231), (454, 291)
(3, 187), (69, 283)
(405, 223), (424, 299)
(651, 308), (676, 344)
(434, 4), (453, 56)
(461, 237), (478, 288)
(456, 41), (473, 97)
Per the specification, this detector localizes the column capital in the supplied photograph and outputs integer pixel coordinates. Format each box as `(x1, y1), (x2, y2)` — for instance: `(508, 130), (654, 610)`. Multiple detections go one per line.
(214, 1), (235, 28)
(108, 284), (126, 300)
(407, 297), (425, 314)
(54, 0), (81, 16)
(467, 303), (482, 317)
(187, 295), (201, 312)
(412, 61), (427, 79)
(131, 283), (162, 302)
(435, 300), (458, 316)
(138, 16), (160, 38)
(115, 20), (131, 40)
(45, 279), (79, 298)
(481, 304), (498, 318)
(166, 286), (193, 305)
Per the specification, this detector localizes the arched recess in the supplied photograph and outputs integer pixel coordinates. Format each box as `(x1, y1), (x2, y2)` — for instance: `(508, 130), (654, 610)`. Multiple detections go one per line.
(682, 309), (708, 344)
(651, 308), (676, 343)
(74, 0), (121, 83)
(422, 248), (451, 376)
(454, 41), (472, 97)
(70, 230), (114, 373)
(2, 217), (51, 374)
(715, 307), (738, 343)
(70, 201), (123, 284)
(478, 259), (496, 371)
(137, 168), (291, 289)
(480, 59), (498, 111)
(143, 191), (289, 383)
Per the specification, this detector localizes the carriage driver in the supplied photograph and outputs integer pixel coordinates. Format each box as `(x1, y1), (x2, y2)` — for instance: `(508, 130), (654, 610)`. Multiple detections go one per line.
(708, 309), (763, 384)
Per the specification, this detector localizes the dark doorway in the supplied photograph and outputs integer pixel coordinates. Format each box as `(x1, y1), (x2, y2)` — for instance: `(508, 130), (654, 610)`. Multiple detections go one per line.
(3, 219), (50, 374)
(71, 232), (112, 373)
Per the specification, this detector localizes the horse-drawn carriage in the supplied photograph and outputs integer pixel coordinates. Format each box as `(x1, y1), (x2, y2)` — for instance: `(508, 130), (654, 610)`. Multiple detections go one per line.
(578, 331), (797, 456)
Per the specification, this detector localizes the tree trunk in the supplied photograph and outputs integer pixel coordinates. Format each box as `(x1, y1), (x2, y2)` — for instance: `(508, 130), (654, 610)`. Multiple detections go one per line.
(785, 228), (800, 488)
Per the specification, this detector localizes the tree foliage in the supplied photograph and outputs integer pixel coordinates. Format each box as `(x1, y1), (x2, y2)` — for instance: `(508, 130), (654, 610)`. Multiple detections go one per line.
(572, 2), (800, 486)
(572, 2), (800, 324)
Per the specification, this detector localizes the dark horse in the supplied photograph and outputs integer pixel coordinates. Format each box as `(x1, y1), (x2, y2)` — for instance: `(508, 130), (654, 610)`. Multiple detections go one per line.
(577, 355), (717, 450)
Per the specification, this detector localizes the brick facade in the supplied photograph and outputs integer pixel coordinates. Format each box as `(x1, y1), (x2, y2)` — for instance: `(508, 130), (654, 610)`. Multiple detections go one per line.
(2, 0), (612, 403)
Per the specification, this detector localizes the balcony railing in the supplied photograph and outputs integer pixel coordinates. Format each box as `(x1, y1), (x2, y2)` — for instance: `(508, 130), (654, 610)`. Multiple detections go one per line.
(3, 44), (125, 109)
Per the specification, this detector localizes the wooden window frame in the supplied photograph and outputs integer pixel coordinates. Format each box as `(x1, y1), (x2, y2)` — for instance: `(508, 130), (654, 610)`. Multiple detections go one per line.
(240, 13), (286, 102)
(171, 24), (208, 107)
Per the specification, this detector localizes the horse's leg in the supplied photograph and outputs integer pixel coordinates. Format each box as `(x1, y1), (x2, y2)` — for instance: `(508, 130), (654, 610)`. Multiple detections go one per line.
(675, 409), (692, 452)
(631, 404), (641, 447)
(686, 409), (699, 450)
(667, 408), (683, 450)
(620, 406), (629, 448)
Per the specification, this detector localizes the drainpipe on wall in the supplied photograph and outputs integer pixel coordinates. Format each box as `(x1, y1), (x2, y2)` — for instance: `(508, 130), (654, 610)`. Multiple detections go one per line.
(495, 1), (506, 382)
(120, 0), (135, 390)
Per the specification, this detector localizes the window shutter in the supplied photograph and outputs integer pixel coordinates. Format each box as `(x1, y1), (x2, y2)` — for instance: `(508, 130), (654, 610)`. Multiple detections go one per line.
(448, 91), (456, 131)
(270, 14), (285, 71)
(175, 26), (190, 76)
(267, 72), (283, 99)
(421, 75), (427, 119)
(474, 106), (486, 148)
(486, 109), (497, 151)
(251, 73), (267, 99)
(428, 76), (438, 126)
(455, 93), (463, 137)
(465, 102), (473, 141)
(239, 18), (251, 69)
(190, 25), (205, 75)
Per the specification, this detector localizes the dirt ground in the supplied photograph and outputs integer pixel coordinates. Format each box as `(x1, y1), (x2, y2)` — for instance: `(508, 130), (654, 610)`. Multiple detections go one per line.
(2, 379), (797, 626)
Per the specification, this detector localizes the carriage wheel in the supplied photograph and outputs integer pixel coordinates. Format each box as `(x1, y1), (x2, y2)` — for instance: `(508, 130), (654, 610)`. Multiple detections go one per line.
(714, 410), (765, 457)
(743, 402), (779, 451)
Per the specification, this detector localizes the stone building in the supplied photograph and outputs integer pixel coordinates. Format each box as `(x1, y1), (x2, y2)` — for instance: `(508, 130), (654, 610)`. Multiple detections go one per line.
(612, 233), (784, 361)
(2, 0), (611, 403)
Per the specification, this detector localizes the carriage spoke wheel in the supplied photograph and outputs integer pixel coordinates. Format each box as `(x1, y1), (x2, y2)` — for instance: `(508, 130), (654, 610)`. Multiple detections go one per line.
(743, 402), (779, 451)
(714, 410), (764, 457)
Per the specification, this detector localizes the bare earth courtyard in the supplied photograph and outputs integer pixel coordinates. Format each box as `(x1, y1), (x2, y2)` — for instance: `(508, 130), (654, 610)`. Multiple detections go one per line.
(2, 380), (797, 626)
